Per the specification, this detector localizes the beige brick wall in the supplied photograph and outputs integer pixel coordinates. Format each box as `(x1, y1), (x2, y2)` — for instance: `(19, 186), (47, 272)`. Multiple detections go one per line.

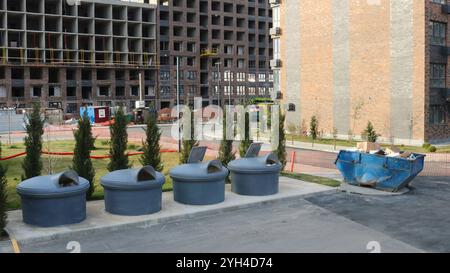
(299, 0), (334, 136)
(280, 0), (427, 144)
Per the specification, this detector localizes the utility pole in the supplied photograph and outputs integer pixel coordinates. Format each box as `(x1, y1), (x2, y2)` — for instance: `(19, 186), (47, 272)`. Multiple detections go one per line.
(227, 70), (232, 106)
(8, 107), (11, 145)
(176, 56), (181, 152)
(216, 62), (221, 107)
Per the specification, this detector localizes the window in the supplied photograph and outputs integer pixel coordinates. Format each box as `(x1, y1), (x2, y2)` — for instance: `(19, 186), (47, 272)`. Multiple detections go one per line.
(0, 86), (6, 97)
(248, 73), (256, 82)
(429, 105), (447, 124)
(236, 73), (246, 82)
(224, 86), (233, 96)
(430, 63), (446, 88)
(430, 21), (446, 46)
(237, 86), (245, 96)
(224, 71), (233, 81)
(160, 71), (170, 81)
(30, 86), (42, 97)
(258, 73), (266, 82)
(258, 87), (266, 96)
(431, 0), (446, 4)
(161, 86), (171, 97)
(186, 71), (196, 80)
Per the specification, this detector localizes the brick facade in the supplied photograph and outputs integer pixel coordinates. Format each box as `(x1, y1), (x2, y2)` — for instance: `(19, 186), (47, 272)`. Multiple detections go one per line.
(277, 0), (449, 145)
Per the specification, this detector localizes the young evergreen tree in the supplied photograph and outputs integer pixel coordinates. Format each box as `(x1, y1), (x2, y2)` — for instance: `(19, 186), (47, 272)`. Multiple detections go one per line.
(275, 110), (287, 170)
(179, 113), (198, 164)
(218, 111), (236, 168)
(309, 115), (319, 147)
(239, 111), (253, 157)
(140, 113), (163, 171)
(0, 142), (7, 236)
(363, 121), (378, 143)
(22, 103), (44, 180)
(108, 107), (130, 171)
(72, 111), (96, 199)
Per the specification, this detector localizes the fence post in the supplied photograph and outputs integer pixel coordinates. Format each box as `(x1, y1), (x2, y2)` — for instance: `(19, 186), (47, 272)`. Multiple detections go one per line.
(290, 150), (296, 173)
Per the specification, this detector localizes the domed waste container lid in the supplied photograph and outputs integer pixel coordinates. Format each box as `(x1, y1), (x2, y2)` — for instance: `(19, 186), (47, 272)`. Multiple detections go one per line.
(228, 143), (282, 174)
(169, 146), (229, 182)
(101, 166), (165, 190)
(17, 171), (90, 198)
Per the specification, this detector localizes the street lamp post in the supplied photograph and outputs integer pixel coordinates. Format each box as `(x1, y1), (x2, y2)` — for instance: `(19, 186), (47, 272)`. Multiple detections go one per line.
(176, 56), (181, 152)
(226, 70), (232, 106)
(215, 62), (222, 107)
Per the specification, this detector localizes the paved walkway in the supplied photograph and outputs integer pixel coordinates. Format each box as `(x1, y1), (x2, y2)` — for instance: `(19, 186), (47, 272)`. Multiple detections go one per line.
(306, 176), (450, 252)
(3, 199), (420, 253)
(5, 177), (332, 245)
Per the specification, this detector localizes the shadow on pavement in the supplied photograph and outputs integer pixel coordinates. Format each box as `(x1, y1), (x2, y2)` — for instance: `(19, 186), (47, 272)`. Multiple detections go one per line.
(305, 176), (450, 252)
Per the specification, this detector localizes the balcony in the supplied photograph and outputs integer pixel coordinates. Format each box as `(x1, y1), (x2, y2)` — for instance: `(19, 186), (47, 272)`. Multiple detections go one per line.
(270, 59), (281, 68)
(270, 27), (281, 37)
(269, 0), (281, 5)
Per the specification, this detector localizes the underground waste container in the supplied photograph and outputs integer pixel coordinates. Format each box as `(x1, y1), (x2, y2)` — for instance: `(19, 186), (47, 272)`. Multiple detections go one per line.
(169, 147), (229, 205)
(335, 150), (426, 192)
(16, 171), (90, 227)
(100, 166), (165, 216)
(228, 143), (282, 196)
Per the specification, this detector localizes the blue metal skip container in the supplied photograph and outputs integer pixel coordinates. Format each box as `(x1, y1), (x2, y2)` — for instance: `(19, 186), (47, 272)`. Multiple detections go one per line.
(169, 147), (229, 205)
(101, 166), (165, 216)
(335, 150), (425, 192)
(17, 171), (90, 227)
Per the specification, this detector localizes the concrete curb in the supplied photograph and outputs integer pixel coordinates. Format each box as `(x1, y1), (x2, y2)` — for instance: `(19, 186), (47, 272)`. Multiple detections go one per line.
(338, 183), (410, 196)
(6, 178), (334, 245)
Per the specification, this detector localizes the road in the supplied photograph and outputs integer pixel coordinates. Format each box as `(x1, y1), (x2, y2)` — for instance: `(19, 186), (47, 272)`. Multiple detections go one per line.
(0, 124), (447, 177)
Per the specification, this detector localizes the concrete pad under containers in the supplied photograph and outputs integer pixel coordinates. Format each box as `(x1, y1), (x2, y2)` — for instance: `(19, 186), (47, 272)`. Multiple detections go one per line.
(169, 147), (229, 205)
(100, 166), (165, 216)
(228, 143), (282, 196)
(16, 171), (90, 227)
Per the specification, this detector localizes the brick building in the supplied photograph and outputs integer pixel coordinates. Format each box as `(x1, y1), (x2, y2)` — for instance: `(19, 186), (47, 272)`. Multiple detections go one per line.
(271, 0), (450, 144)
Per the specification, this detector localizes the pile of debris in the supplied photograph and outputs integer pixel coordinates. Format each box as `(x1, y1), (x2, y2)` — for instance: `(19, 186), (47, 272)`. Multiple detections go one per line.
(347, 142), (418, 160)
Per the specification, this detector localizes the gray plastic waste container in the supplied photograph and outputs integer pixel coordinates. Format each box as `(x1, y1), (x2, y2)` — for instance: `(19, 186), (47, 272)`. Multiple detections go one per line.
(228, 143), (282, 196)
(100, 166), (165, 216)
(169, 147), (229, 205)
(16, 171), (90, 227)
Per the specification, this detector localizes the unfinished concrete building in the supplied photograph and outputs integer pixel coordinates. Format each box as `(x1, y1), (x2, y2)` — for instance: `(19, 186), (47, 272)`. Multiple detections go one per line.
(0, 0), (157, 116)
(158, 0), (274, 109)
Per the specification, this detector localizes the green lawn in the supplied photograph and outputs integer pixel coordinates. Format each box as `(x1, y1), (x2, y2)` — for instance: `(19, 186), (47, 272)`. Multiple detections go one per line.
(2, 140), (180, 210)
(281, 171), (341, 188)
(286, 134), (450, 154)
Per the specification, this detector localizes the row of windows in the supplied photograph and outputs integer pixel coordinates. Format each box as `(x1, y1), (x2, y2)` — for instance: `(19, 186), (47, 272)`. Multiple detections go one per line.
(161, 85), (272, 95)
(160, 70), (197, 81)
(431, 0), (447, 5)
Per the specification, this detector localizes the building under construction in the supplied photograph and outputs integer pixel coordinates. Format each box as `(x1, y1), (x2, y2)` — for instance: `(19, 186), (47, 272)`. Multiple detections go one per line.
(158, 0), (274, 109)
(0, 0), (158, 116)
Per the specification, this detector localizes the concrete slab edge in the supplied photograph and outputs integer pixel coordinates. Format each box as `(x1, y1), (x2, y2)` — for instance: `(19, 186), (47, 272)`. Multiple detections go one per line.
(9, 189), (337, 246)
